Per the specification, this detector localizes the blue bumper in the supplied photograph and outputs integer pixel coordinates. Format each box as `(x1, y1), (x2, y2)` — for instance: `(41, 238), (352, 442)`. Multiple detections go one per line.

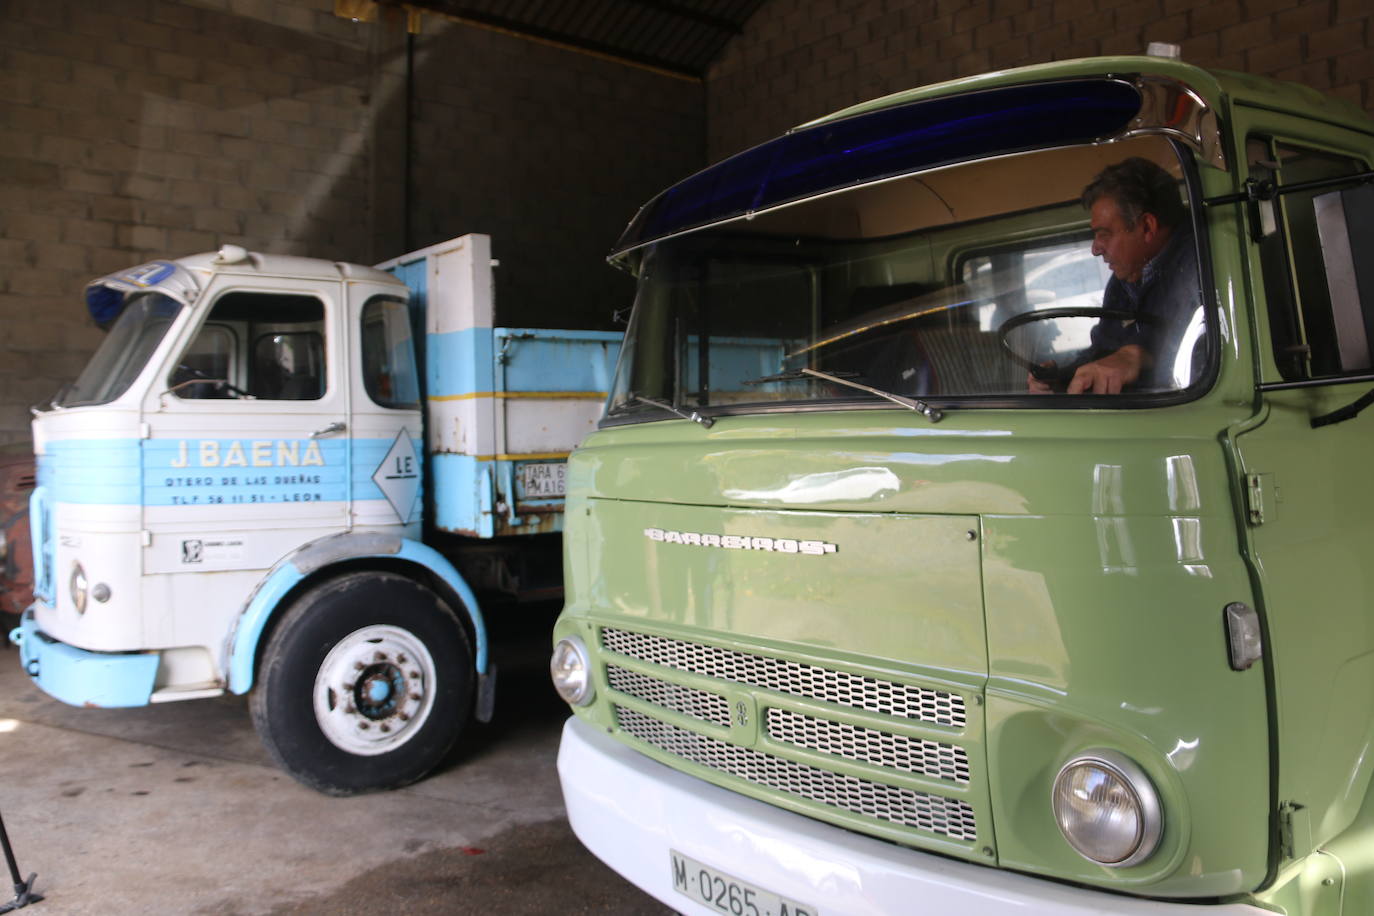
(10, 610), (158, 708)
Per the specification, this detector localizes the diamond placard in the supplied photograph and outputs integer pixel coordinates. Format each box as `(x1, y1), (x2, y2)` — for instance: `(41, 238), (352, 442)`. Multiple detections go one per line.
(372, 428), (420, 524)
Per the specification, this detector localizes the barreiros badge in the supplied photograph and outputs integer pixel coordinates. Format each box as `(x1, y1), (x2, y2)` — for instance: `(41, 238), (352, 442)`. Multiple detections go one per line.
(644, 527), (837, 555)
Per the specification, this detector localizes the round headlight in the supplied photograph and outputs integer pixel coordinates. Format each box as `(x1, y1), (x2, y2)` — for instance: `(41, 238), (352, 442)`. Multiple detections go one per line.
(70, 561), (88, 615)
(1052, 750), (1162, 867)
(550, 636), (594, 706)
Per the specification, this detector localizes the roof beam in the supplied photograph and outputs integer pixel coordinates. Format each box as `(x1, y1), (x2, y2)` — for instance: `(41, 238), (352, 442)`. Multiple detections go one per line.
(410, 3), (707, 80)
(629, 0), (745, 34)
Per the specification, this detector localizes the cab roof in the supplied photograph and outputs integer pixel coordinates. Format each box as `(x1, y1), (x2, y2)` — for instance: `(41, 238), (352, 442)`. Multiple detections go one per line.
(805, 55), (1369, 131)
(84, 247), (406, 327)
(173, 248), (403, 287)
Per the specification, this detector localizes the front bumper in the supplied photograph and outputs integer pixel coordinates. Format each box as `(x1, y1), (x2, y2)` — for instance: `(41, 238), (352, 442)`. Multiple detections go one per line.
(558, 716), (1267, 916)
(10, 609), (158, 708)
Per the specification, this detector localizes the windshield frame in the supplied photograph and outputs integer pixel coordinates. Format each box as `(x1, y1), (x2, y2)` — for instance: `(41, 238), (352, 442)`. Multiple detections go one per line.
(600, 138), (1219, 429)
(51, 291), (188, 409)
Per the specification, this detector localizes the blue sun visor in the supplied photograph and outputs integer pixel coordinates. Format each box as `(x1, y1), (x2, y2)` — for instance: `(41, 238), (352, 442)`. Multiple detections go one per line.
(85, 259), (202, 329)
(611, 78), (1143, 260)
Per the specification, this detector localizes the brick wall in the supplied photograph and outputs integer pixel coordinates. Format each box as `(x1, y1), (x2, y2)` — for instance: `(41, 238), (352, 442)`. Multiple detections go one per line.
(707, 0), (1374, 159)
(0, 0), (376, 445)
(0, 0), (702, 446)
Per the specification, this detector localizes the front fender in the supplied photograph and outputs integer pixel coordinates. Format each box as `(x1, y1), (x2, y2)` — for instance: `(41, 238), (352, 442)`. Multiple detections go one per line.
(225, 532), (488, 695)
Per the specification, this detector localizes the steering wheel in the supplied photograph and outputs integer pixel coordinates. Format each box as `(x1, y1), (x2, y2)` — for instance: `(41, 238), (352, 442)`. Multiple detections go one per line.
(997, 307), (1152, 390)
(171, 364), (255, 399)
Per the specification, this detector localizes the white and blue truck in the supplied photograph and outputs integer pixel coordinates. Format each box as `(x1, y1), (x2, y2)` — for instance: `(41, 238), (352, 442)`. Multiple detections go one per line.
(12, 234), (620, 794)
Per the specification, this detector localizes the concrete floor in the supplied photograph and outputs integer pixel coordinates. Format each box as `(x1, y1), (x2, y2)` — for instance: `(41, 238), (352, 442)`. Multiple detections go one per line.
(0, 606), (671, 915)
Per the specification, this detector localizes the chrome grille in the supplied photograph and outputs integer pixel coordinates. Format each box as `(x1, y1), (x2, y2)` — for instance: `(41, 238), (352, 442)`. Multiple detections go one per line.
(601, 628), (965, 728)
(616, 706), (978, 841)
(766, 708), (970, 784)
(607, 664), (731, 726)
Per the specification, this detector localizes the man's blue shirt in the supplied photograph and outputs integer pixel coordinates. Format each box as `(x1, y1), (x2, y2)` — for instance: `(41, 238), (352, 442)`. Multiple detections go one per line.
(1090, 226), (1202, 388)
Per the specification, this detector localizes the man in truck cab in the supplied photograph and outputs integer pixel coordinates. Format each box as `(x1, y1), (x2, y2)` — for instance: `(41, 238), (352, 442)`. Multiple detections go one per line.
(1029, 156), (1202, 394)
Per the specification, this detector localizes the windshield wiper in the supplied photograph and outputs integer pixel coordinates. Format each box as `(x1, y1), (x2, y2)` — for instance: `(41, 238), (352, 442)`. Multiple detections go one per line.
(32, 382), (74, 414)
(623, 392), (714, 428)
(743, 369), (860, 385)
(799, 368), (944, 422)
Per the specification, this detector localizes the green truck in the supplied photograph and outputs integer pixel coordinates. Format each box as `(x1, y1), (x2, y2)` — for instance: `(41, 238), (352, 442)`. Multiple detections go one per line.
(550, 51), (1374, 914)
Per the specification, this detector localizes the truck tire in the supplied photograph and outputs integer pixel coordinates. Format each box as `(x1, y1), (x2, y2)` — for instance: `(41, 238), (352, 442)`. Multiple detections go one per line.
(249, 571), (474, 796)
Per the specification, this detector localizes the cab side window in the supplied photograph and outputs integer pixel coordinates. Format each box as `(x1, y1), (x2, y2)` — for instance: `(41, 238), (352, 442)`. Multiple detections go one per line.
(252, 331), (324, 400)
(171, 293), (326, 400)
(1250, 139), (1374, 381)
(360, 296), (420, 410)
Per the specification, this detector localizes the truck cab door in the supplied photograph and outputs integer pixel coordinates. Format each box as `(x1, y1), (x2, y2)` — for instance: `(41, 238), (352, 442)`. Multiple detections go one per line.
(349, 291), (423, 533)
(139, 275), (349, 647)
(1228, 111), (1374, 857)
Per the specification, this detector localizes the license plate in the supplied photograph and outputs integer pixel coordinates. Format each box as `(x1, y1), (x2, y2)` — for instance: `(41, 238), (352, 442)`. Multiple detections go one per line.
(671, 851), (818, 916)
(517, 462), (565, 498)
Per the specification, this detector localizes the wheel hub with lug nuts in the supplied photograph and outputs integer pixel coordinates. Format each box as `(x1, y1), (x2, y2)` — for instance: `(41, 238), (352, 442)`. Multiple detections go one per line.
(313, 625), (437, 755)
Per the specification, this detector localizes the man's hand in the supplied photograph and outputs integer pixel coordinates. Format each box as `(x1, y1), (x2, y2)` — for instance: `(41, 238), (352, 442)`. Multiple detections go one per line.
(1066, 344), (1146, 394)
(1026, 363), (1054, 394)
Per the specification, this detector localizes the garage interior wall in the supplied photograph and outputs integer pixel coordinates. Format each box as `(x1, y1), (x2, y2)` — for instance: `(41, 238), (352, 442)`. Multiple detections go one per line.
(707, 0), (1374, 158)
(2, 0), (1371, 447)
(0, 0), (704, 445)
(396, 16), (703, 330)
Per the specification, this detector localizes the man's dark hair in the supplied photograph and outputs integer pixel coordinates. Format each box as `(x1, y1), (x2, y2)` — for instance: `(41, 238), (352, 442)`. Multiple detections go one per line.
(1081, 157), (1185, 230)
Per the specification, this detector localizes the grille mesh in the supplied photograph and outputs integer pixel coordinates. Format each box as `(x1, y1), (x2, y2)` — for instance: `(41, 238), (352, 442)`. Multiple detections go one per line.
(607, 664), (731, 726)
(766, 708), (970, 784)
(617, 706), (978, 841)
(601, 628), (965, 728)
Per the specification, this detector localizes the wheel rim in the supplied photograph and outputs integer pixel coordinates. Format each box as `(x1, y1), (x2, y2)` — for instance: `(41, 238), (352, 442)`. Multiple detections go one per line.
(313, 625), (437, 756)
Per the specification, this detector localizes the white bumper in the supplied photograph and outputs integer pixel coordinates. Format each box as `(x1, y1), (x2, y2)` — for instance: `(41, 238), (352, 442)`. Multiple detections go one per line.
(558, 716), (1267, 916)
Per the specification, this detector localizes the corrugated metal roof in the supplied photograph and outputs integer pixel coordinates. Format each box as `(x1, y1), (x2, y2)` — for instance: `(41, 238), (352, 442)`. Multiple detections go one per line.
(406, 0), (767, 79)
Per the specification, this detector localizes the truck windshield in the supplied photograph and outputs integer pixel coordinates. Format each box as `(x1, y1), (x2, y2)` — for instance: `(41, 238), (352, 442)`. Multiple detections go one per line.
(55, 293), (182, 408)
(606, 137), (1209, 424)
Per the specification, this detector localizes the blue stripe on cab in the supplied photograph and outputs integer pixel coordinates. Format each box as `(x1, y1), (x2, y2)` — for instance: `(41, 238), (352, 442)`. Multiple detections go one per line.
(43, 439), (141, 505)
(41, 437), (402, 507)
(143, 437), (348, 506)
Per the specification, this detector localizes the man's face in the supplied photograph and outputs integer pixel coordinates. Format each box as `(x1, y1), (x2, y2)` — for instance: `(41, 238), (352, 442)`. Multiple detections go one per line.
(1090, 196), (1167, 284)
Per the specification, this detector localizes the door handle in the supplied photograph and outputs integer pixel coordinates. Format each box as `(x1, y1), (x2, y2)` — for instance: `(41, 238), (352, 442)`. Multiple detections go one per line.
(311, 421), (346, 438)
